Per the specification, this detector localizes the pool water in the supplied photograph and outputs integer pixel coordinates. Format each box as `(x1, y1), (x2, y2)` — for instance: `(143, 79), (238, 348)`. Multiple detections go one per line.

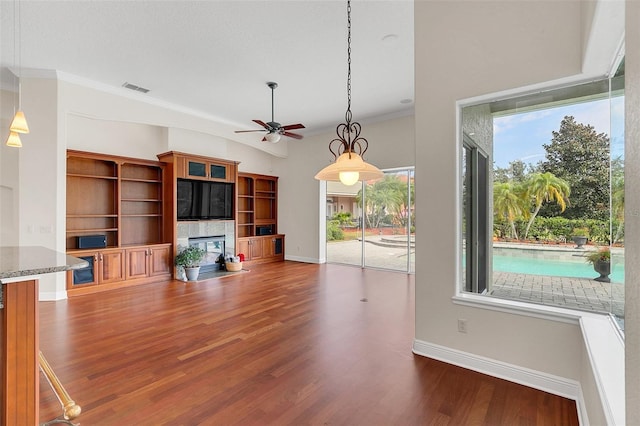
(493, 254), (624, 283)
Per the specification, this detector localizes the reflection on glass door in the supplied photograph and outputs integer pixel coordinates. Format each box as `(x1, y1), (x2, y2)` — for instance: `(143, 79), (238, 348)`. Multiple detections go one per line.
(364, 169), (415, 271)
(326, 180), (363, 266)
(326, 168), (415, 273)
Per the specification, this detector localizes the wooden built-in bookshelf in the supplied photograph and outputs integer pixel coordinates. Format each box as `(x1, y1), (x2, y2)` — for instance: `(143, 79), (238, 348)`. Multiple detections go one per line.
(65, 150), (171, 295)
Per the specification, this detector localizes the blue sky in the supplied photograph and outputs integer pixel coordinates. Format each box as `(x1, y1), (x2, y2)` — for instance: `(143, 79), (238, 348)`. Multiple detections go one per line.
(493, 96), (625, 169)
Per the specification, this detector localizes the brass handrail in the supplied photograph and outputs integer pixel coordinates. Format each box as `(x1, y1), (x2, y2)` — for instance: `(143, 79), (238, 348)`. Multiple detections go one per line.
(39, 351), (82, 421)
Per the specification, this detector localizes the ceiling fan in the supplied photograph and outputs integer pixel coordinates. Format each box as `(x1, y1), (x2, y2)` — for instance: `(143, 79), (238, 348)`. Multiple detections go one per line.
(235, 82), (305, 143)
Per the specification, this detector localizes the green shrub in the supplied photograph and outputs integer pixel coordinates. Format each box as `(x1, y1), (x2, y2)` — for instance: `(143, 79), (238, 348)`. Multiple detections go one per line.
(332, 212), (354, 226)
(494, 216), (617, 244)
(327, 220), (344, 241)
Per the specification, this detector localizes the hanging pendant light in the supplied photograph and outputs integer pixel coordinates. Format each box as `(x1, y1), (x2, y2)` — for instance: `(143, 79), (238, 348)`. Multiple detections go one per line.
(8, 0), (29, 138)
(314, 0), (383, 186)
(5, 131), (22, 148)
(10, 109), (29, 134)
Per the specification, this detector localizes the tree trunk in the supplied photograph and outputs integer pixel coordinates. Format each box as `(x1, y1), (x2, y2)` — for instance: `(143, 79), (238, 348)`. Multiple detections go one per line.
(509, 221), (519, 240)
(523, 203), (542, 240)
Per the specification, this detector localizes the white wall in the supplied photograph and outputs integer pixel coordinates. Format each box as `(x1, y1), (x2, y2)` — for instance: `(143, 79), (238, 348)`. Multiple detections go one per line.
(413, 0), (605, 420)
(67, 114), (167, 160)
(17, 77), (66, 299)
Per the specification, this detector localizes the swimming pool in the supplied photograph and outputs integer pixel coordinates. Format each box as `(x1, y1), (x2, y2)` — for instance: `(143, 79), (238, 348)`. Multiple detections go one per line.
(493, 251), (624, 283)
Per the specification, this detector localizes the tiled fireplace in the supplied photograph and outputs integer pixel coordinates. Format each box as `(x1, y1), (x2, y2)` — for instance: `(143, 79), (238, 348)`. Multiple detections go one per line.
(177, 220), (235, 274)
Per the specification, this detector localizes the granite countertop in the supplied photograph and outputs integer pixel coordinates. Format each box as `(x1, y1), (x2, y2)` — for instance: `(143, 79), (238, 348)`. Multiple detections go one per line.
(0, 246), (88, 281)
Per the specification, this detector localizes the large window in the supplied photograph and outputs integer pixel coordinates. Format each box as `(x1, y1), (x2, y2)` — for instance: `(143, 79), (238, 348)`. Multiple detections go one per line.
(461, 69), (625, 330)
(326, 168), (415, 273)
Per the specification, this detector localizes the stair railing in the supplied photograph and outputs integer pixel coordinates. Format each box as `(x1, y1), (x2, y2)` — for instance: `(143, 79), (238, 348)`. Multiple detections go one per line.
(39, 351), (81, 425)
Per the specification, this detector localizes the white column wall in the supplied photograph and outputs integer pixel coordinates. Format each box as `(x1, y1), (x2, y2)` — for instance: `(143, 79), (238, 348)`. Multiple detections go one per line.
(625, 0), (639, 421)
(0, 88), (20, 247)
(17, 77), (66, 299)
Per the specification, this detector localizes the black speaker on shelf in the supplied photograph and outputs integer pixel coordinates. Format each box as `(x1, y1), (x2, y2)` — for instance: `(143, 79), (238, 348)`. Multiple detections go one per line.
(77, 235), (107, 249)
(256, 226), (273, 235)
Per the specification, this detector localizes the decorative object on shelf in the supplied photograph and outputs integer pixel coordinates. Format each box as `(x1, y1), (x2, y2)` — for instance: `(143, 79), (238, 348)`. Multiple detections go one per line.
(234, 82), (305, 143)
(586, 246), (611, 283)
(571, 227), (589, 249)
(314, 0), (384, 186)
(175, 245), (206, 281)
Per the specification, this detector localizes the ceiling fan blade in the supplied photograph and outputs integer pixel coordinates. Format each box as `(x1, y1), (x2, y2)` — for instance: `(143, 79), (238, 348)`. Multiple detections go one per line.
(283, 131), (304, 140)
(235, 129), (267, 133)
(282, 123), (305, 131)
(252, 119), (270, 129)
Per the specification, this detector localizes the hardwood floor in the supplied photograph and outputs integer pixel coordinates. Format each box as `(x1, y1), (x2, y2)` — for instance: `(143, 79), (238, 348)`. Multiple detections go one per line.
(39, 261), (578, 425)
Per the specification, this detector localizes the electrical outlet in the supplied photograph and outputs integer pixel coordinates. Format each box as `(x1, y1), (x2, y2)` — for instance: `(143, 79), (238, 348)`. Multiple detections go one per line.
(458, 319), (468, 334)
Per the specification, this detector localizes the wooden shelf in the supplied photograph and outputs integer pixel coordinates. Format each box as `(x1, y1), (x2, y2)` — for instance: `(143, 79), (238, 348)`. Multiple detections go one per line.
(68, 173), (118, 180)
(67, 214), (118, 218)
(67, 228), (118, 233)
(121, 178), (162, 183)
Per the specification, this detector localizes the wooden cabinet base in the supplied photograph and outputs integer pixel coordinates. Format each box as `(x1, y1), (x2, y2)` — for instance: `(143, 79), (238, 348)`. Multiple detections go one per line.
(1, 279), (39, 426)
(66, 243), (172, 297)
(237, 235), (284, 265)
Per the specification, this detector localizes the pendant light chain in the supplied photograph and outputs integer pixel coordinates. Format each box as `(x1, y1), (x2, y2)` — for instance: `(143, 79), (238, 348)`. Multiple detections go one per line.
(314, 0), (384, 184)
(345, 0), (352, 126)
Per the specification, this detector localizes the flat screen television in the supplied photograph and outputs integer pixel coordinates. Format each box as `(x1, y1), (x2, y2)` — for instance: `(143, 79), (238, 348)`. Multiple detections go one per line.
(177, 178), (234, 220)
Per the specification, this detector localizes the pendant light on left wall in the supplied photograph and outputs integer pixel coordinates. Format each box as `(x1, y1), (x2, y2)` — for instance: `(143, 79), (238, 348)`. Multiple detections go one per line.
(6, 0), (29, 147)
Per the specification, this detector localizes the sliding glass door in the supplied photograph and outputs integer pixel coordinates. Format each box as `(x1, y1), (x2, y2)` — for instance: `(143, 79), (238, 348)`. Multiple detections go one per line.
(326, 167), (415, 273)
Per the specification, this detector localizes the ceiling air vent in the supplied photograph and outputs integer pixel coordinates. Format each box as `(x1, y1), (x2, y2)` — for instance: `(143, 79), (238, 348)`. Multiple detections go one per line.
(122, 82), (150, 93)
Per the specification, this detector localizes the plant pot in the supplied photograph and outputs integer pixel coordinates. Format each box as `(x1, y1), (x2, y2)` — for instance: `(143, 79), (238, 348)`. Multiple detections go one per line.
(572, 236), (587, 249)
(593, 260), (611, 283)
(185, 266), (201, 281)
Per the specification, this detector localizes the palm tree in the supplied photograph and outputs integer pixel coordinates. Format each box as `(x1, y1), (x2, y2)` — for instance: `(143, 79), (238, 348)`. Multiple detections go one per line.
(493, 182), (527, 240)
(356, 175), (404, 229)
(612, 174), (624, 244)
(522, 172), (571, 239)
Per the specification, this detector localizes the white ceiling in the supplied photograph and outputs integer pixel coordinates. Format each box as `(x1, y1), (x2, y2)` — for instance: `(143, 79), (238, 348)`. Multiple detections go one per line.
(0, 0), (414, 137)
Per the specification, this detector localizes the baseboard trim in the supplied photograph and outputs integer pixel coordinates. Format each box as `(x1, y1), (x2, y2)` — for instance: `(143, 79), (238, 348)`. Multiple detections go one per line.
(284, 255), (322, 264)
(412, 339), (588, 425)
(39, 290), (67, 301)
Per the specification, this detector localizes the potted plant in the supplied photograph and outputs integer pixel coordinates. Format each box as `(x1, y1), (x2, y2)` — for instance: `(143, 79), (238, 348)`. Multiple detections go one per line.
(586, 246), (611, 283)
(571, 227), (589, 249)
(175, 245), (206, 281)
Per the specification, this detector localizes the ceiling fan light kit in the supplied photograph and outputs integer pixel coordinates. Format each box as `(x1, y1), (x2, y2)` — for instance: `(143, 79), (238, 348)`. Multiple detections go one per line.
(314, 0), (383, 186)
(265, 132), (281, 143)
(235, 81), (305, 142)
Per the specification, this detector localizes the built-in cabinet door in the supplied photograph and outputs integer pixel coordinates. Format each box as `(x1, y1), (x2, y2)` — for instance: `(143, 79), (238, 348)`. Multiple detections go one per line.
(237, 239), (250, 260)
(263, 237), (275, 258)
(149, 244), (172, 277)
(67, 251), (100, 288)
(262, 235), (284, 259)
(126, 244), (172, 279)
(249, 238), (263, 260)
(237, 238), (263, 261)
(98, 250), (126, 284)
(126, 247), (150, 279)
(184, 159), (229, 181)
